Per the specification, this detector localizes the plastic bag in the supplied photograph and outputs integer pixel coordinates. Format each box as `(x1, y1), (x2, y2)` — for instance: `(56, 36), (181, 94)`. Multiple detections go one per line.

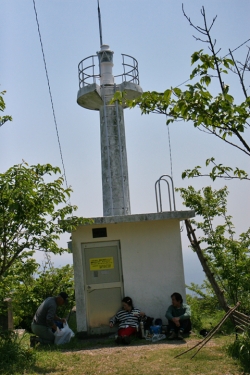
(150, 325), (161, 334)
(151, 334), (166, 342)
(54, 322), (75, 345)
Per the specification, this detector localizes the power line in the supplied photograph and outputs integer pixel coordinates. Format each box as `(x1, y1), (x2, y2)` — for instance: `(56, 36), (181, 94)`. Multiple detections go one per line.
(32, 0), (69, 191)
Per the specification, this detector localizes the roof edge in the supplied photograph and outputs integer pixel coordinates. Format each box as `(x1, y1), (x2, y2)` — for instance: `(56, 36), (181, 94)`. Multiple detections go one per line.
(81, 210), (195, 226)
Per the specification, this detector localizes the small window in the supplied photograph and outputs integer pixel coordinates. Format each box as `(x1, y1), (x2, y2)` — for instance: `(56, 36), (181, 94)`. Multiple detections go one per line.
(92, 227), (107, 238)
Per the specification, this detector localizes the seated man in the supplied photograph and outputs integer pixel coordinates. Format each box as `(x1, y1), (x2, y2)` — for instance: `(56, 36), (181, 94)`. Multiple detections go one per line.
(165, 292), (191, 340)
(30, 292), (68, 346)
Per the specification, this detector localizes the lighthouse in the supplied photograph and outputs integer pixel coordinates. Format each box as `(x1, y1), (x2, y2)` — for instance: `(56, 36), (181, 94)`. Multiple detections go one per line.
(71, 3), (195, 336)
(77, 36), (142, 216)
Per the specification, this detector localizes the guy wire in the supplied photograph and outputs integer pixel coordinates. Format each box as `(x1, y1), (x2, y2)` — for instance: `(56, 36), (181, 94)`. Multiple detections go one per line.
(32, 0), (69, 192)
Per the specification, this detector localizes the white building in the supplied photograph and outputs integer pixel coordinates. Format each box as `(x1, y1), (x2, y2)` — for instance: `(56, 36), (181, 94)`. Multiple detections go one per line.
(72, 210), (194, 335)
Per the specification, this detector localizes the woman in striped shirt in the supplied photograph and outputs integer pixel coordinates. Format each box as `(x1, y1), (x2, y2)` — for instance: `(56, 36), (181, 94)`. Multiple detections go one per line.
(109, 296), (146, 344)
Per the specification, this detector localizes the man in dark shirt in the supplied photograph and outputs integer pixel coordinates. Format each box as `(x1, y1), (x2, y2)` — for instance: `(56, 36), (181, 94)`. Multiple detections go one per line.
(165, 292), (192, 340)
(31, 292), (68, 346)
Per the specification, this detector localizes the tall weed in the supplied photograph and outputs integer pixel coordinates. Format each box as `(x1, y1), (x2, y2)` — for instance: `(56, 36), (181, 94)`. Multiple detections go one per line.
(227, 325), (250, 373)
(0, 331), (36, 374)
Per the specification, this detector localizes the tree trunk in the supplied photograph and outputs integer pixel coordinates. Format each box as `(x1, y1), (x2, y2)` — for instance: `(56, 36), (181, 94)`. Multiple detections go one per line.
(185, 219), (230, 313)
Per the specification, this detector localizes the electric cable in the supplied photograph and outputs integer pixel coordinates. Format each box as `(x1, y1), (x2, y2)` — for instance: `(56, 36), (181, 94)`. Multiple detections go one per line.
(32, 0), (69, 191)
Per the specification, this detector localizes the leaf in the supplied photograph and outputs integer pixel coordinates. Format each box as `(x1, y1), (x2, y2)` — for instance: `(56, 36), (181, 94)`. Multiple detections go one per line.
(191, 51), (201, 65)
(0, 163), (91, 280)
(163, 89), (172, 102)
(173, 87), (182, 96)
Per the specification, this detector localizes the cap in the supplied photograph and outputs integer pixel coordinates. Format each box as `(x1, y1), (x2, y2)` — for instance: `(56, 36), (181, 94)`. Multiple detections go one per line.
(59, 292), (69, 304)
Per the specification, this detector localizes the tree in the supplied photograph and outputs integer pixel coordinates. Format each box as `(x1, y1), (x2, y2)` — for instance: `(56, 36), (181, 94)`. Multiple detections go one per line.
(0, 162), (90, 279)
(112, 7), (250, 311)
(112, 6), (250, 182)
(177, 185), (250, 313)
(0, 91), (12, 128)
(9, 254), (75, 329)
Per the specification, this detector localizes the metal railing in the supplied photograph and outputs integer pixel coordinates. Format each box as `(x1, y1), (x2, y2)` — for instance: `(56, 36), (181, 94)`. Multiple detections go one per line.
(78, 55), (100, 88)
(155, 175), (176, 212)
(115, 54), (140, 85)
(78, 54), (140, 89)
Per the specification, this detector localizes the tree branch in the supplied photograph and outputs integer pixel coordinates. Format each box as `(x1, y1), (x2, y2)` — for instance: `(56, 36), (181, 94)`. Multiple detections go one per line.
(229, 49), (249, 101)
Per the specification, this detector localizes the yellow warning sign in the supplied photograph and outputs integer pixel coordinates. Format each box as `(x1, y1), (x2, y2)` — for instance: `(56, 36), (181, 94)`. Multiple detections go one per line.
(89, 257), (114, 271)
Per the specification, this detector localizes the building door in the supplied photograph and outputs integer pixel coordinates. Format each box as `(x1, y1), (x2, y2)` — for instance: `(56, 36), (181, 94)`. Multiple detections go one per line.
(82, 240), (123, 334)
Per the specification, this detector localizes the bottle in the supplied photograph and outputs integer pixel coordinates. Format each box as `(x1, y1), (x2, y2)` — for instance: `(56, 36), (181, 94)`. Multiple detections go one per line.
(140, 321), (145, 338)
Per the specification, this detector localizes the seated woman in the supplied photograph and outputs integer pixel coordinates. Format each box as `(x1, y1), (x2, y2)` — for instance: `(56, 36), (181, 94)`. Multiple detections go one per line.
(109, 296), (146, 344)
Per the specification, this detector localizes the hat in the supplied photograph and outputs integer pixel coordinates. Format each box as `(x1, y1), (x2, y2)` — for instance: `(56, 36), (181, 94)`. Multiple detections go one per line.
(59, 292), (69, 304)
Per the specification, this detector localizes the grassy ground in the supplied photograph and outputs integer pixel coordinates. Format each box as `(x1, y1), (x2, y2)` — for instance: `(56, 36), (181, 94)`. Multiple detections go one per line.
(7, 333), (245, 375)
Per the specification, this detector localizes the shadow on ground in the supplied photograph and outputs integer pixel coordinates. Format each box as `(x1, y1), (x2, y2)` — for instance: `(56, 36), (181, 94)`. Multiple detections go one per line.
(50, 333), (193, 353)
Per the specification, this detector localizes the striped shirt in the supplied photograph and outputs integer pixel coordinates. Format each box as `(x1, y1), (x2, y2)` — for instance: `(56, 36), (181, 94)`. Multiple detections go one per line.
(110, 308), (142, 329)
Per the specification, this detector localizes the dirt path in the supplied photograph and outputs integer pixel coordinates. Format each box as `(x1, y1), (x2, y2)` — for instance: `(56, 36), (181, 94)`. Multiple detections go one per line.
(64, 338), (218, 356)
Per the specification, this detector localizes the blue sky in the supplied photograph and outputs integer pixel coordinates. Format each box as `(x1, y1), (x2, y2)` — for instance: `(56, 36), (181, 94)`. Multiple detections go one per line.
(1, 0), (250, 287)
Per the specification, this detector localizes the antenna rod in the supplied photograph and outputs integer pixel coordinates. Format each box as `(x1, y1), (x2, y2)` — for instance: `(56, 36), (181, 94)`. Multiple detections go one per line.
(97, 0), (103, 47)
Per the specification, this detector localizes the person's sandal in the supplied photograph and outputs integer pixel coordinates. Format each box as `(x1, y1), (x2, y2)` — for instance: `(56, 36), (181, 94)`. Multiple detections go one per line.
(122, 336), (131, 345)
(115, 336), (122, 344)
(168, 331), (176, 340)
(177, 331), (184, 340)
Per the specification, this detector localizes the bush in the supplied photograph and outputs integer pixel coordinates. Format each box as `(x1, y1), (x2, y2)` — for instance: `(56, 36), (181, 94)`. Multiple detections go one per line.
(186, 294), (203, 332)
(12, 261), (75, 330)
(0, 330), (36, 374)
(227, 325), (250, 373)
(186, 293), (235, 334)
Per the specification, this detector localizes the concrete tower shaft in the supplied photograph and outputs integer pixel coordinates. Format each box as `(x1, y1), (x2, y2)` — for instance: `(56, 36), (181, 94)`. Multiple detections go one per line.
(77, 46), (142, 216)
(100, 84), (130, 216)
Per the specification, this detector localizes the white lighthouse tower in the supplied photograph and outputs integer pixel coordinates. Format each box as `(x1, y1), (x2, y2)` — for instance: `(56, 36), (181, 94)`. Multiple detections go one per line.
(72, 2), (195, 336)
(76, 5), (142, 216)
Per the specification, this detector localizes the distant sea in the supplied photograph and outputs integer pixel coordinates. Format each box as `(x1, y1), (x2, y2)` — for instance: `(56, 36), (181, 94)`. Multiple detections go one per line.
(183, 247), (205, 292)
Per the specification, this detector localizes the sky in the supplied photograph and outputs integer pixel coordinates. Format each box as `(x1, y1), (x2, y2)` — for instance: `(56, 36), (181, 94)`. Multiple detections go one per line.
(1, 0), (250, 288)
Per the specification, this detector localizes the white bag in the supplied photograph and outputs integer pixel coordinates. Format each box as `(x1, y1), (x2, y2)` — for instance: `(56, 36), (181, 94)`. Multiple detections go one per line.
(54, 322), (75, 345)
(151, 334), (166, 342)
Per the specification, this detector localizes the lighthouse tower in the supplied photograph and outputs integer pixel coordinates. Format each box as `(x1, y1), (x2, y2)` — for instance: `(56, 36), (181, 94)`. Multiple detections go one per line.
(77, 17), (142, 216)
(72, 3), (195, 336)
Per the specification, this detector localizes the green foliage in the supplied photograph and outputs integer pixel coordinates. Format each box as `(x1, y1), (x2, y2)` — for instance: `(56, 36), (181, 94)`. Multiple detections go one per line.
(187, 283), (234, 334)
(186, 294), (203, 331)
(187, 282), (222, 332)
(0, 162), (91, 280)
(113, 9), (250, 182)
(182, 158), (249, 181)
(178, 186), (250, 312)
(0, 257), (38, 300)
(0, 90), (12, 127)
(117, 51), (249, 143)
(2, 255), (75, 329)
(0, 331), (36, 374)
(227, 325), (250, 373)
(0, 257), (39, 326)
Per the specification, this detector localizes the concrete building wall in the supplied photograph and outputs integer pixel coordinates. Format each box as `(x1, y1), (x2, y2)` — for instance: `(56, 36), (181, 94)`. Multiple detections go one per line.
(72, 218), (186, 332)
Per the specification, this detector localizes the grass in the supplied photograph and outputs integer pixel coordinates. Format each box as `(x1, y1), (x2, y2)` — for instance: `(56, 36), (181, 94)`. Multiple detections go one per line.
(0, 331), (36, 374)
(227, 326), (250, 373)
(3, 333), (245, 375)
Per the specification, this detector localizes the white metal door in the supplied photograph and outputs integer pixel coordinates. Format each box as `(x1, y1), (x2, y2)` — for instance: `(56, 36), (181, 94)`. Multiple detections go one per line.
(82, 241), (123, 334)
